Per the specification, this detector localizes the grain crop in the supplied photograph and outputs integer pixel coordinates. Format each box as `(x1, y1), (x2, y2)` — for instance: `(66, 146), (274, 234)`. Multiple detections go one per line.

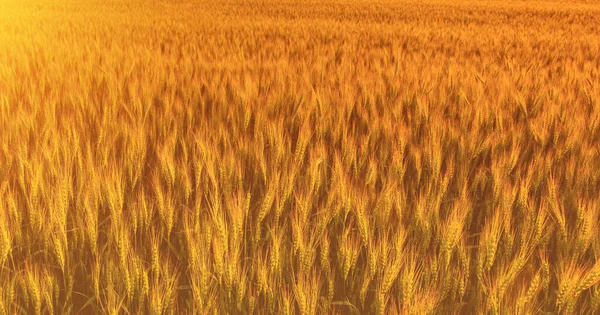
(1, 0), (600, 313)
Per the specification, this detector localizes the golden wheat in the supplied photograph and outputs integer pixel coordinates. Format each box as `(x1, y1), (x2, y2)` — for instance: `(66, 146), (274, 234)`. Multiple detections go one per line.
(1, 0), (600, 313)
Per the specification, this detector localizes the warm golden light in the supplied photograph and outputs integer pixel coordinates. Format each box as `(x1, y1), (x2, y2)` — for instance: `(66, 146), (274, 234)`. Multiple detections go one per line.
(1, 0), (600, 314)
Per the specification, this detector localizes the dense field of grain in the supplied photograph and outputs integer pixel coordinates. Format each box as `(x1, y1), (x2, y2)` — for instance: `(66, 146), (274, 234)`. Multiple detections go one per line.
(1, 0), (600, 314)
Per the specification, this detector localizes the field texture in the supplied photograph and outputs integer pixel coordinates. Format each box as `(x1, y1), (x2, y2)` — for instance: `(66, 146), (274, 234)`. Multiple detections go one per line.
(1, 0), (600, 314)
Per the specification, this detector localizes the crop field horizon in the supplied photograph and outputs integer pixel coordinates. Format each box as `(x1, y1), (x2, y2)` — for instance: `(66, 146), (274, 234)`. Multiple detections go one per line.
(1, 0), (600, 314)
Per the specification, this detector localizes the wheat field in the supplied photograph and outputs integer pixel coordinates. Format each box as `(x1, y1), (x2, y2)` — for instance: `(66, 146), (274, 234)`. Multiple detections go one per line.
(1, 0), (600, 314)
